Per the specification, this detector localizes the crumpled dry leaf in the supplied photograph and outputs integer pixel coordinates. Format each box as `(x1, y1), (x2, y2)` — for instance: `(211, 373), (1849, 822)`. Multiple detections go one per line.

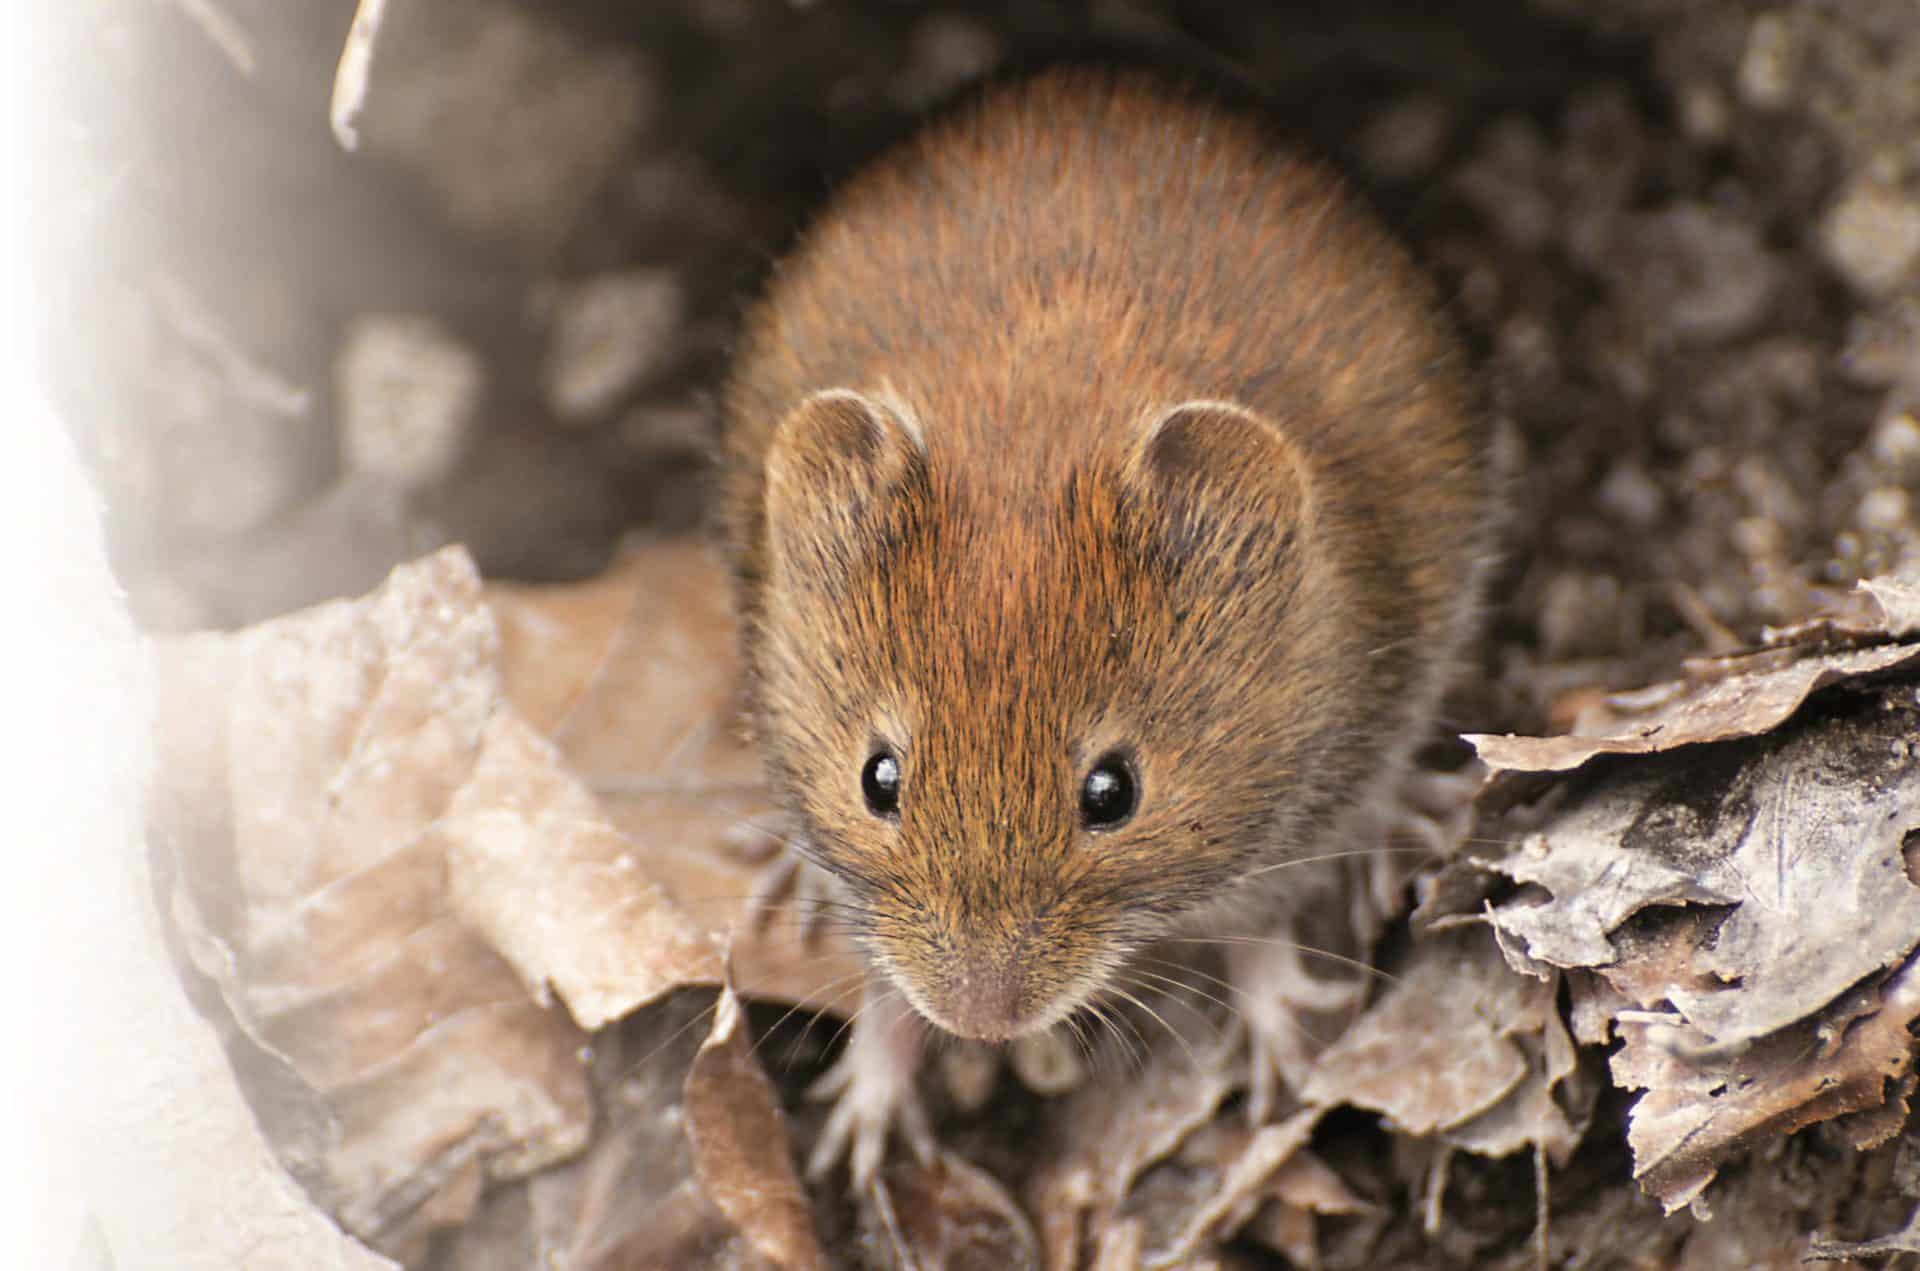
(1613, 951), (1920, 1214)
(441, 708), (722, 1029)
(1807, 1203), (1920, 1262)
(1301, 927), (1589, 1166)
(1486, 690), (1920, 1054)
(152, 547), (723, 1255)
(1759, 568), (1920, 649)
(1467, 641), (1920, 773)
(684, 985), (827, 1271)
(437, 987), (807, 1269)
(1863, 572), (1920, 634)
(485, 539), (867, 1013)
(1455, 580), (1920, 1213)
(865, 1151), (1042, 1270)
(1468, 569), (1920, 774)
(1148, 1109), (1323, 1268)
(1239, 1145), (1378, 1268)
(1030, 1029), (1243, 1271)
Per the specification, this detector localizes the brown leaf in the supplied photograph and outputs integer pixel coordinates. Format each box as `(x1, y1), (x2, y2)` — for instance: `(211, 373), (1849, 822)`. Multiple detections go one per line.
(1029, 1030), (1242, 1271)
(152, 547), (724, 1255)
(441, 708), (723, 1029)
(1757, 566), (1920, 650)
(866, 1151), (1042, 1271)
(1807, 1204), (1920, 1262)
(1301, 928), (1560, 1143)
(684, 985), (827, 1271)
(1485, 691), (1920, 1050)
(1472, 677), (1920, 1211)
(486, 539), (868, 1014)
(1149, 1110), (1323, 1268)
(433, 989), (786, 1269)
(1861, 572), (1920, 635)
(1475, 570), (1920, 777)
(1615, 951), (1920, 1213)
(1239, 1148), (1377, 1269)
(1466, 640), (1920, 773)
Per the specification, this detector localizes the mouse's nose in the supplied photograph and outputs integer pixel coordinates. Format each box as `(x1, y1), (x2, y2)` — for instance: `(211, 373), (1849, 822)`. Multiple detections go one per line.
(920, 954), (1030, 1042)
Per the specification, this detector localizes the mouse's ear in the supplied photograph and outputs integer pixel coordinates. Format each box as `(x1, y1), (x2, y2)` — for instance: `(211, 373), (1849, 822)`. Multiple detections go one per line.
(764, 388), (923, 578)
(1124, 400), (1316, 559)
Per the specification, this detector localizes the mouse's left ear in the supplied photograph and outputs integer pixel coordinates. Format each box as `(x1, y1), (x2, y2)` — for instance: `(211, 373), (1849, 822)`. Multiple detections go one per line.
(1123, 399), (1318, 569)
(764, 387), (924, 581)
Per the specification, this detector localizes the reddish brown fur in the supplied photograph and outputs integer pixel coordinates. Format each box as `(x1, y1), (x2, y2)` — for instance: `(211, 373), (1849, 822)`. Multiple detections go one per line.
(722, 67), (1493, 1040)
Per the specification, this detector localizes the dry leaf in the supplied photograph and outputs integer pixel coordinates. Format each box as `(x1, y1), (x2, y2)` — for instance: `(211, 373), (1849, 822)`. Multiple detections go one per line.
(1467, 657), (1920, 1210)
(1485, 690), (1920, 1051)
(1467, 640), (1920, 773)
(441, 708), (723, 1029)
(1301, 927), (1573, 1150)
(862, 1151), (1040, 1270)
(1614, 951), (1920, 1212)
(1758, 567), (1920, 650)
(436, 988), (791, 1269)
(1471, 571), (1920, 774)
(1807, 1204), (1920, 1262)
(152, 547), (723, 1255)
(684, 985), (828, 1271)
(1862, 572), (1920, 635)
(1149, 1110), (1323, 1268)
(486, 539), (868, 1013)
(1030, 1029), (1242, 1271)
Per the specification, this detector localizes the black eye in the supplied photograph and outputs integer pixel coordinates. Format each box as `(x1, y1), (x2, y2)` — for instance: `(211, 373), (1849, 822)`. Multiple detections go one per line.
(862, 750), (901, 817)
(1079, 754), (1137, 829)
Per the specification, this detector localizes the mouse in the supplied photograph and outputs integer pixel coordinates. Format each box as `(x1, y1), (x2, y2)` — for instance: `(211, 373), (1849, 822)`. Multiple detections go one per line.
(720, 63), (1496, 1187)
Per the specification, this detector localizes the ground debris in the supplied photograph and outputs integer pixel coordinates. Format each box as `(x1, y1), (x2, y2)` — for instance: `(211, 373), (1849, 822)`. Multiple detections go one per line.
(1453, 571), (1920, 1218)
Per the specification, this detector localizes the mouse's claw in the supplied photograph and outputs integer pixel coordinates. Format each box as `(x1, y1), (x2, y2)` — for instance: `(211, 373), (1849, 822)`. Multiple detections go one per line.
(804, 984), (932, 1188)
(1229, 936), (1364, 1125)
(1382, 761), (1485, 856)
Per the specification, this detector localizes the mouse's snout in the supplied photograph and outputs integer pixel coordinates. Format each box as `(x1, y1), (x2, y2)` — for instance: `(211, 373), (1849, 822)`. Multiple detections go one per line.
(880, 907), (1104, 1043)
(919, 953), (1029, 1042)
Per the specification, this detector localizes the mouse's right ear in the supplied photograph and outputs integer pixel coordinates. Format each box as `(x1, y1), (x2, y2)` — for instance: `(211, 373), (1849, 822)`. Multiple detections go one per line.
(763, 388), (923, 581)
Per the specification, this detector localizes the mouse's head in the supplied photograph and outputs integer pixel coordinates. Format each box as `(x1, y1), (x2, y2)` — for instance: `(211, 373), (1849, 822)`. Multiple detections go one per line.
(743, 387), (1369, 1042)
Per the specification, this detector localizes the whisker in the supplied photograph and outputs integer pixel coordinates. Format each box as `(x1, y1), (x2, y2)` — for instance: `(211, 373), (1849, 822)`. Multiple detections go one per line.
(1234, 844), (1437, 883)
(786, 974), (875, 1066)
(1100, 983), (1197, 1070)
(1102, 996), (1151, 1072)
(1082, 997), (1146, 1077)
(748, 968), (870, 1063)
(814, 982), (891, 1062)
(1058, 1011), (1104, 1079)
(604, 991), (723, 1090)
(1135, 953), (1253, 1005)
(1119, 966), (1240, 1034)
(1161, 936), (1401, 987)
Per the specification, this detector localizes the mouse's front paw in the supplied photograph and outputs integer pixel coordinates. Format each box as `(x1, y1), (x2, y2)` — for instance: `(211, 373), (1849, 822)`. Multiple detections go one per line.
(803, 986), (932, 1188)
(1229, 939), (1365, 1125)
(738, 824), (837, 945)
(806, 1046), (934, 1187)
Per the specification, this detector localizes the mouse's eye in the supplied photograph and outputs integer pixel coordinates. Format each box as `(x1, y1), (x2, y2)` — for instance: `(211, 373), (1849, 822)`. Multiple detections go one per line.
(861, 749), (902, 817)
(1079, 753), (1138, 830)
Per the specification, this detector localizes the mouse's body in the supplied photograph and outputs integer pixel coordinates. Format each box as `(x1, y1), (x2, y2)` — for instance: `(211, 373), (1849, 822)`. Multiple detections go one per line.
(721, 65), (1495, 1183)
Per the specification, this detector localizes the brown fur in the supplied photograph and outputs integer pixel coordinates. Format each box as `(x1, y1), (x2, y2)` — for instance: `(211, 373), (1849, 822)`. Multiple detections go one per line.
(722, 66), (1494, 1041)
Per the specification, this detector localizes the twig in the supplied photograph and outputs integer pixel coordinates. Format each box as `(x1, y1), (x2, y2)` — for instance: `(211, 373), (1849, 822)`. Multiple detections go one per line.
(331, 0), (391, 151)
